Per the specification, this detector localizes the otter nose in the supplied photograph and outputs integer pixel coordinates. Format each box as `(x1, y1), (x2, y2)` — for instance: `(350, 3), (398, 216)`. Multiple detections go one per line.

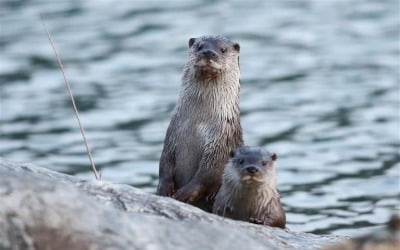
(202, 50), (217, 59)
(246, 166), (259, 174)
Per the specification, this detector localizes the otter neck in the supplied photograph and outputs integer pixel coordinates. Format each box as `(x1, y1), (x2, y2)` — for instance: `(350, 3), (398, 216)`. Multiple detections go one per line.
(179, 68), (240, 121)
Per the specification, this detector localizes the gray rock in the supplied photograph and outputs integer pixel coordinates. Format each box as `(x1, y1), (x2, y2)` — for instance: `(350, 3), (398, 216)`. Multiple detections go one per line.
(0, 159), (342, 250)
(323, 215), (400, 250)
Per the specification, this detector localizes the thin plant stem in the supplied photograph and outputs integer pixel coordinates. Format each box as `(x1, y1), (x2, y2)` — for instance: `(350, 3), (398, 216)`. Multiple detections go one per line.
(40, 17), (100, 180)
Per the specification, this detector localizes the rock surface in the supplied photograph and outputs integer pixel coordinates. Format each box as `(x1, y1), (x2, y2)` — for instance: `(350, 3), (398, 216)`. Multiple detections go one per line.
(324, 215), (400, 250)
(0, 159), (342, 250)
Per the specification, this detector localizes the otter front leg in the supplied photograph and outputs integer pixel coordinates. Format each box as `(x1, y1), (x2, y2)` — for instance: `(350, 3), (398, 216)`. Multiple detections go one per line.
(249, 207), (286, 229)
(173, 181), (205, 203)
(173, 146), (223, 204)
(213, 199), (233, 218)
(157, 148), (176, 197)
(157, 177), (175, 197)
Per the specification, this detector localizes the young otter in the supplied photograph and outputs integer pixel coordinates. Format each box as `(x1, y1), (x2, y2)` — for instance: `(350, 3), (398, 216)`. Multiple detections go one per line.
(213, 146), (286, 228)
(157, 35), (243, 211)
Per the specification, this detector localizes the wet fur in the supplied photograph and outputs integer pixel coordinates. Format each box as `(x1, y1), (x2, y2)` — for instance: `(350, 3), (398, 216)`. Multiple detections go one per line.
(157, 35), (243, 211)
(213, 147), (286, 228)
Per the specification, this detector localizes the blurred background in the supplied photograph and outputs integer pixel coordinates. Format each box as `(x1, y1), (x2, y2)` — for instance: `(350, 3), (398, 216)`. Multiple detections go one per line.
(1, 0), (399, 236)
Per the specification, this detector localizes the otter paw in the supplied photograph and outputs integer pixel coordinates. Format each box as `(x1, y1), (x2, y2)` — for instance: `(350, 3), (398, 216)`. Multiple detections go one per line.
(156, 180), (175, 197)
(173, 184), (202, 204)
(249, 217), (265, 225)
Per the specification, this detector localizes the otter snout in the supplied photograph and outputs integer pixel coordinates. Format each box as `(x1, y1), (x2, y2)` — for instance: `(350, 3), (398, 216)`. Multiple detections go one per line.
(245, 165), (259, 174)
(195, 49), (222, 70)
(202, 50), (218, 60)
(240, 165), (265, 183)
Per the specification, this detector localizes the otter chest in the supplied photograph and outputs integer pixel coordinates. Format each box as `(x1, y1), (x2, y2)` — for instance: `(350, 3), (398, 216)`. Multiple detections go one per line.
(196, 122), (215, 143)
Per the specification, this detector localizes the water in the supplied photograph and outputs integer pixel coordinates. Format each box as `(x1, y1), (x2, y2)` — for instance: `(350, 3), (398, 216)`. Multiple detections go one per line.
(1, 0), (399, 236)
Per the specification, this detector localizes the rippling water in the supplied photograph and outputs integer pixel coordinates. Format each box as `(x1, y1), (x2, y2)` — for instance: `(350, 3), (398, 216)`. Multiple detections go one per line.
(1, 0), (399, 236)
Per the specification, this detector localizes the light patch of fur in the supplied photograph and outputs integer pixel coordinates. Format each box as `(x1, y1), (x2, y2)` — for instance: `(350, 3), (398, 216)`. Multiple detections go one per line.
(197, 122), (212, 143)
(195, 59), (222, 69)
(179, 72), (239, 116)
(241, 176), (251, 181)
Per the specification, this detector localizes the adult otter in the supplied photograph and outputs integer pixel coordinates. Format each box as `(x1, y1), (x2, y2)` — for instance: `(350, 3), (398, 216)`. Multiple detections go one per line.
(157, 35), (243, 211)
(213, 146), (286, 228)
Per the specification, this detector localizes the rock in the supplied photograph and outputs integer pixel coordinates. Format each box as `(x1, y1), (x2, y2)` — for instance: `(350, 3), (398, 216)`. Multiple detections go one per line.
(324, 215), (400, 250)
(0, 159), (342, 250)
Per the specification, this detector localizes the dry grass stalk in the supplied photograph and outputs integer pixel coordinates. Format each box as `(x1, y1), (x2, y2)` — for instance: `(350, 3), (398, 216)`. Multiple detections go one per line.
(40, 17), (100, 180)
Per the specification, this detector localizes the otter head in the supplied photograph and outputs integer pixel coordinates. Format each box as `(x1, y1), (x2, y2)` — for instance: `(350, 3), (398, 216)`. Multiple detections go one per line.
(227, 147), (277, 186)
(187, 35), (240, 80)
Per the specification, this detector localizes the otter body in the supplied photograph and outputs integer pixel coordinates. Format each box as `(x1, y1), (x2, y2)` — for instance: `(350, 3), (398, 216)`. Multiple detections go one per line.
(157, 35), (243, 211)
(213, 147), (286, 228)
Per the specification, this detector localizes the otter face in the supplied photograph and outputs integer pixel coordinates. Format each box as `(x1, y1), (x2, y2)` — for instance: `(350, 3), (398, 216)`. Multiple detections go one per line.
(228, 147), (277, 185)
(188, 35), (240, 79)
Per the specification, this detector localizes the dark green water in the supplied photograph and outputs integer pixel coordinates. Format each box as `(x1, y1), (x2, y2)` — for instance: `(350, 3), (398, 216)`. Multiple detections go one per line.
(1, 0), (399, 236)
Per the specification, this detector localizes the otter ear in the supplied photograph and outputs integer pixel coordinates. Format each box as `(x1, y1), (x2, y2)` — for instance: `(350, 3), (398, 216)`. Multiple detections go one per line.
(189, 38), (196, 48)
(271, 153), (277, 161)
(229, 150), (236, 158)
(233, 42), (240, 52)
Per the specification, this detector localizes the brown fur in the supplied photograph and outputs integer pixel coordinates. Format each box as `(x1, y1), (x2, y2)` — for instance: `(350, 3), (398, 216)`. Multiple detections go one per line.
(157, 35), (243, 211)
(213, 147), (286, 228)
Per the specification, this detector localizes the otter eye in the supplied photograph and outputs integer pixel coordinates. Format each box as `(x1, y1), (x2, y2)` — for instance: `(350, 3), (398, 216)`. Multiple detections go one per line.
(221, 47), (227, 53)
(238, 159), (244, 164)
(271, 153), (277, 161)
(261, 160), (267, 166)
(233, 43), (240, 52)
(197, 44), (203, 51)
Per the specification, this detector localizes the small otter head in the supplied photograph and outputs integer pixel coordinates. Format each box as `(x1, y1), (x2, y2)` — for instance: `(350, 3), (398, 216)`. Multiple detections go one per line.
(187, 35), (240, 80)
(226, 147), (277, 185)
